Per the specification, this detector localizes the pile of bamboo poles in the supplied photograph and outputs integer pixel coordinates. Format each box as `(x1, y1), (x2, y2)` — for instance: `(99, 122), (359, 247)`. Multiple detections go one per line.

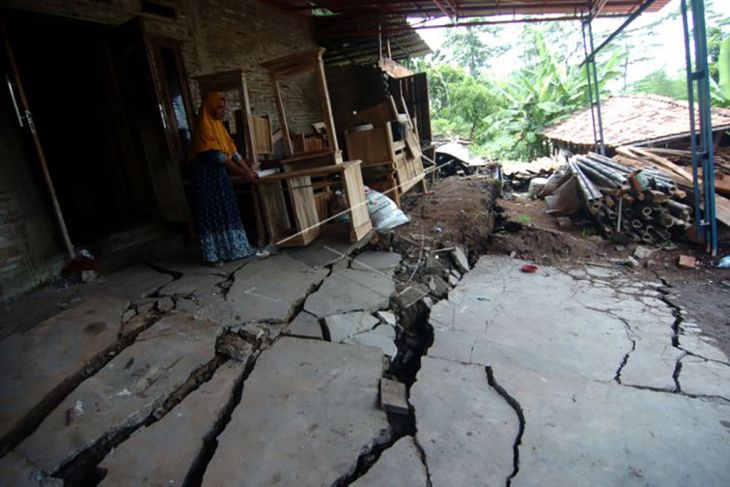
(567, 152), (692, 244)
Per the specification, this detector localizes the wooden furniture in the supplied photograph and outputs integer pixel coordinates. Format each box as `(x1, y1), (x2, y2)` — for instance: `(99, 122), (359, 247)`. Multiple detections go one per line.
(254, 160), (372, 247)
(346, 99), (427, 207)
(193, 69), (260, 169)
(261, 48), (343, 168)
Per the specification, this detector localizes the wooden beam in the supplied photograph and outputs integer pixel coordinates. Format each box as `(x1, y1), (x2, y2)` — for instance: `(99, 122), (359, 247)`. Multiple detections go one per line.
(271, 80), (293, 156)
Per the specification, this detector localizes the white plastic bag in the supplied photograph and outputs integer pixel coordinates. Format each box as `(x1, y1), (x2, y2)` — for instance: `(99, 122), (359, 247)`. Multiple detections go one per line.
(334, 187), (410, 231)
(365, 187), (410, 230)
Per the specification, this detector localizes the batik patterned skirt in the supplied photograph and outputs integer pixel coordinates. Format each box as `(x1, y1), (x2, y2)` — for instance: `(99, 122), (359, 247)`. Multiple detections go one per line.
(190, 150), (255, 263)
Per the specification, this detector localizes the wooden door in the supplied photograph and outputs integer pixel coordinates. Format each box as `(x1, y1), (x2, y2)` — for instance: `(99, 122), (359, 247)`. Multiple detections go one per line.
(0, 21), (74, 258)
(108, 18), (188, 221)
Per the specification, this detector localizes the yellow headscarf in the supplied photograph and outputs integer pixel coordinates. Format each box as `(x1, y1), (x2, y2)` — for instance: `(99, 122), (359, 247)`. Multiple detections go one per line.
(188, 92), (238, 161)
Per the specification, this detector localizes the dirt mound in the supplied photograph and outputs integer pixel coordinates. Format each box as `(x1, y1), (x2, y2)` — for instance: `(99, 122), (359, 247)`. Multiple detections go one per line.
(394, 178), (499, 261)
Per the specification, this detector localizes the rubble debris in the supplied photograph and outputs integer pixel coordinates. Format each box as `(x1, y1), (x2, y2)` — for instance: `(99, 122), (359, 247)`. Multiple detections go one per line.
(155, 297), (174, 313)
(678, 255), (697, 270)
(633, 245), (655, 260)
(450, 246), (469, 274)
(379, 378), (409, 415)
(435, 142), (490, 176)
(216, 333), (255, 363)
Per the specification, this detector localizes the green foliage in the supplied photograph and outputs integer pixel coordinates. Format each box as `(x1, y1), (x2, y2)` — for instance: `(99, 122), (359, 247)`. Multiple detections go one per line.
(719, 37), (730, 100)
(436, 23), (508, 76)
(428, 25), (624, 161)
(628, 69), (688, 100)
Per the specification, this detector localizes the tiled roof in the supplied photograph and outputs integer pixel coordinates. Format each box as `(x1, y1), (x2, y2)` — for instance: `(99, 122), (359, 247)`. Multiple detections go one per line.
(541, 95), (730, 147)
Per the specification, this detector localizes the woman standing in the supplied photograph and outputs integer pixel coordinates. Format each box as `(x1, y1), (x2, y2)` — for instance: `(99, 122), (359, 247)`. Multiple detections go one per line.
(188, 92), (258, 266)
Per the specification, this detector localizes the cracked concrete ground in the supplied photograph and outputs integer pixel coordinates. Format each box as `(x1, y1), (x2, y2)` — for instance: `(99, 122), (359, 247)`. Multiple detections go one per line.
(1, 241), (729, 486)
(424, 255), (730, 487)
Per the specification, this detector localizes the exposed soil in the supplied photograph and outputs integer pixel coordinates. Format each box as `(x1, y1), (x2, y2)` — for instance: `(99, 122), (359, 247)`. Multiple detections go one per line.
(393, 175), (730, 360)
(394, 177), (499, 262)
(670, 280), (730, 360)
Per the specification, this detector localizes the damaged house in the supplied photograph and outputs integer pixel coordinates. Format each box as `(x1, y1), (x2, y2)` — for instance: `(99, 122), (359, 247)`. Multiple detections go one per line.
(0, 0), (430, 297)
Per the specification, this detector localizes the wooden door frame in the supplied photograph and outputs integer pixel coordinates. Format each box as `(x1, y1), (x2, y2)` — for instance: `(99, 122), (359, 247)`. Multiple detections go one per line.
(148, 35), (195, 164)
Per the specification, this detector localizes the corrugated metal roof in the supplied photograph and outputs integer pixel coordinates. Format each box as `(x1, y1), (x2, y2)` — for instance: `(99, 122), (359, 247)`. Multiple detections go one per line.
(272, 0), (670, 19)
(314, 14), (431, 65)
(541, 95), (730, 147)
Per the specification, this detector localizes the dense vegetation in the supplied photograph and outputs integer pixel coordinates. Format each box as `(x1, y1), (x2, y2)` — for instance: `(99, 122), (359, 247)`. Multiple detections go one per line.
(414, 1), (729, 161)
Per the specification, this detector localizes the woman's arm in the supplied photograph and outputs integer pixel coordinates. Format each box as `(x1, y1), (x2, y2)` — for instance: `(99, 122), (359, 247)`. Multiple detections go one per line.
(224, 152), (257, 182)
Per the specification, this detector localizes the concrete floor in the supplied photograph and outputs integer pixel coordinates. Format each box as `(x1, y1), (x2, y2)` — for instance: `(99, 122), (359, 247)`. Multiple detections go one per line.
(1, 243), (728, 486)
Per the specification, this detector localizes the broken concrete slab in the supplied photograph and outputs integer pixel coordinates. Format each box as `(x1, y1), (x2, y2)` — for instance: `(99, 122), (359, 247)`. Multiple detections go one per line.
(224, 254), (328, 323)
(620, 340), (684, 391)
(77, 264), (173, 304)
(679, 356), (730, 398)
(16, 314), (219, 474)
(350, 436), (427, 487)
(380, 378), (409, 415)
(304, 267), (395, 318)
(351, 251), (402, 272)
(0, 452), (61, 487)
(155, 296), (174, 313)
(98, 360), (245, 486)
(451, 246), (469, 273)
(426, 254), (730, 486)
(157, 274), (226, 299)
(283, 311), (324, 339)
(202, 337), (390, 487)
(342, 325), (397, 358)
(0, 296), (127, 452)
(680, 329), (729, 363)
(428, 257), (631, 381)
(494, 359), (730, 487)
(324, 312), (379, 342)
(376, 311), (397, 327)
(0, 284), (80, 342)
(395, 283), (429, 309)
(411, 357), (518, 487)
(284, 224), (369, 268)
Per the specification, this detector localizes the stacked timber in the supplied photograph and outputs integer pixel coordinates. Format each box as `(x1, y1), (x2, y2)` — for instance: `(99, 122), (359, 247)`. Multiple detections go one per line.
(565, 151), (691, 244)
(625, 146), (730, 197)
(616, 146), (730, 229)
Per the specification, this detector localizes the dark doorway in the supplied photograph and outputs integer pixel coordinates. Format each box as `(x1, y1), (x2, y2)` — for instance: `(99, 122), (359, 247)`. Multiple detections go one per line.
(3, 12), (190, 257)
(5, 14), (159, 244)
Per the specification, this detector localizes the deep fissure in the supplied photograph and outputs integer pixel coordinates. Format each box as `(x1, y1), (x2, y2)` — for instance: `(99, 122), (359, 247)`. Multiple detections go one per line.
(485, 365), (526, 487)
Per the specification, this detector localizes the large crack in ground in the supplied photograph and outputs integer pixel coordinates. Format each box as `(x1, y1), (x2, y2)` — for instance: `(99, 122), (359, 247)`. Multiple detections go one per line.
(485, 366), (526, 487)
(0, 309), (163, 460)
(57, 355), (224, 486)
(657, 281), (686, 393)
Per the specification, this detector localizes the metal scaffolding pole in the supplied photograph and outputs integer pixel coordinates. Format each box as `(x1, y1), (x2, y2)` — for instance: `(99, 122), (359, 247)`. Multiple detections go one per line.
(680, 0), (718, 255)
(581, 18), (606, 155)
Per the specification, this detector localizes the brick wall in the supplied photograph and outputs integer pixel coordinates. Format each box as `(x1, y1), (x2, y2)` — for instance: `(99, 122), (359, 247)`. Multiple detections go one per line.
(0, 0), (321, 134)
(0, 88), (63, 299)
